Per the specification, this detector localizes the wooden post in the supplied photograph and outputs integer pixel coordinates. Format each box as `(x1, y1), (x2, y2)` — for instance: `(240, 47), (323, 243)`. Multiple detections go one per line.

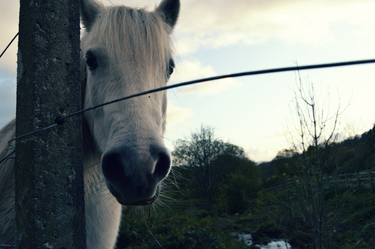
(15, 1), (86, 248)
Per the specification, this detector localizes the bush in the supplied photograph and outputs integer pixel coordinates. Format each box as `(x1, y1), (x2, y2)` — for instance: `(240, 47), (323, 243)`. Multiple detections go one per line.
(116, 211), (248, 249)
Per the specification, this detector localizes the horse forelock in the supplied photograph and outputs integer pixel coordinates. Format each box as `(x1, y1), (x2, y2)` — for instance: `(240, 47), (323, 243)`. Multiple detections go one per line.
(82, 6), (172, 83)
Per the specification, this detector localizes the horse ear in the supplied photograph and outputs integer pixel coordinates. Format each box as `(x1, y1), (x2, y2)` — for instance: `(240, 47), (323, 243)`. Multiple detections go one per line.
(80, 0), (103, 30)
(156, 0), (180, 29)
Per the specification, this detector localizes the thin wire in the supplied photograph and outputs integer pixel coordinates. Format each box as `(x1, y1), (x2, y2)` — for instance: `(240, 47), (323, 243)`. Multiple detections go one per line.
(8, 58), (375, 144)
(64, 58), (375, 119)
(8, 123), (58, 144)
(1, 58), (375, 166)
(0, 33), (19, 59)
(0, 150), (16, 165)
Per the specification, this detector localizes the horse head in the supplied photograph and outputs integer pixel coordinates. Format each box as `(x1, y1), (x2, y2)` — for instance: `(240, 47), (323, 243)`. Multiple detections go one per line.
(80, 0), (180, 205)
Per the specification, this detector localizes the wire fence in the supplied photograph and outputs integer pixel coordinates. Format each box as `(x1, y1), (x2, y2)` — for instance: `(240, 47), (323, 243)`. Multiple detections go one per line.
(0, 150), (15, 165)
(0, 53), (375, 166)
(1, 33), (375, 165)
(0, 33), (18, 59)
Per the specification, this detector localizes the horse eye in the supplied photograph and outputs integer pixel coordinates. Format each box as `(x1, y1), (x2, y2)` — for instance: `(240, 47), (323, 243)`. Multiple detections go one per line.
(86, 51), (98, 71)
(168, 59), (175, 76)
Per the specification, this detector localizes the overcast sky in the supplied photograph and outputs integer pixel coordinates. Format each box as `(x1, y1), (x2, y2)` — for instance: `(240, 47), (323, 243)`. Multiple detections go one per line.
(1, 0), (375, 161)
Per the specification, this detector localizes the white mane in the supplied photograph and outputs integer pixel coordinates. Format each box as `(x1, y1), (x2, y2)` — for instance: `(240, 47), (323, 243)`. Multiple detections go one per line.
(82, 6), (172, 85)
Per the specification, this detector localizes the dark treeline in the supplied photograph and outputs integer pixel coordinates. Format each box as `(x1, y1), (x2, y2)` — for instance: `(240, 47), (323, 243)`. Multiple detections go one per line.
(116, 125), (375, 249)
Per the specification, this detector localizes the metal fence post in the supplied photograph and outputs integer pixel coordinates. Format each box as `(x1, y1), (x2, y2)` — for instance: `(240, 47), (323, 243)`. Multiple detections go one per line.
(15, 1), (86, 248)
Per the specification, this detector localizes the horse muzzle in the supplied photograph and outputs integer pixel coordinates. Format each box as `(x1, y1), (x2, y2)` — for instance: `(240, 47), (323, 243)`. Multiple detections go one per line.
(101, 143), (171, 206)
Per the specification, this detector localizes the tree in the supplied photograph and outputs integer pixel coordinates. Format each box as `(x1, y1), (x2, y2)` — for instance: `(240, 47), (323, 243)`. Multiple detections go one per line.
(172, 126), (246, 208)
(288, 76), (341, 249)
(212, 154), (261, 214)
(173, 126), (245, 167)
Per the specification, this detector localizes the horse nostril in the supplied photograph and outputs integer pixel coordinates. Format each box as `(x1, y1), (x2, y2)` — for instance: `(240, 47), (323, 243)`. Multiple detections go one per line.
(153, 151), (171, 181)
(102, 151), (125, 182)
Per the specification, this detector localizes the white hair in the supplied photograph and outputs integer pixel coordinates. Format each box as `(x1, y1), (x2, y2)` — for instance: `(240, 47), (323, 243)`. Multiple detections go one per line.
(80, 3), (176, 249)
(82, 6), (172, 82)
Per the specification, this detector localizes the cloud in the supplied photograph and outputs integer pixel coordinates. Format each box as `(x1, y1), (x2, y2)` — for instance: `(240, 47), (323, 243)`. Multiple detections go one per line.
(173, 0), (375, 55)
(99, 0), (375, 57)
(166, 102), (193, 127)
(2, 0), (375, 73)
(169, 59), (240, 95)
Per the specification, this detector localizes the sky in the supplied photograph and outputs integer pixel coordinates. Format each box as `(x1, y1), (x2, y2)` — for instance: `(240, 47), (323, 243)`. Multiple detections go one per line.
(1, 0), (375, 162)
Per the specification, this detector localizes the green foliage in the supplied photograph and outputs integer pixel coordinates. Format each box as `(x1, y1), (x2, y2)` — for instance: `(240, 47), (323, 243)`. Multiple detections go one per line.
(117, 211), (248, 249)
(213, 155), (261, 214)
(116, 125), (375, 249)
(172, 126), (245, 168)
(331, 191), (375, 249)
(171, 126), (256, 212)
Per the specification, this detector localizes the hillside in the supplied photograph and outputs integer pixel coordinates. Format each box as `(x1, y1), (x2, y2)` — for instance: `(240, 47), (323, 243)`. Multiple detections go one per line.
(259, 125), (375, 181)
(116, 126), (375, 249)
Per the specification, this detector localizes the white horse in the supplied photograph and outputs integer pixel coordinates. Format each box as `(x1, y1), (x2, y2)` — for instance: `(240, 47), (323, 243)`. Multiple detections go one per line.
(0, 0), (180, 248)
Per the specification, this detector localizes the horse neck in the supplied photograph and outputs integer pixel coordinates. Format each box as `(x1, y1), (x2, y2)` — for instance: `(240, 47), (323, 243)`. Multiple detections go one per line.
(82, 119), (122, 249)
